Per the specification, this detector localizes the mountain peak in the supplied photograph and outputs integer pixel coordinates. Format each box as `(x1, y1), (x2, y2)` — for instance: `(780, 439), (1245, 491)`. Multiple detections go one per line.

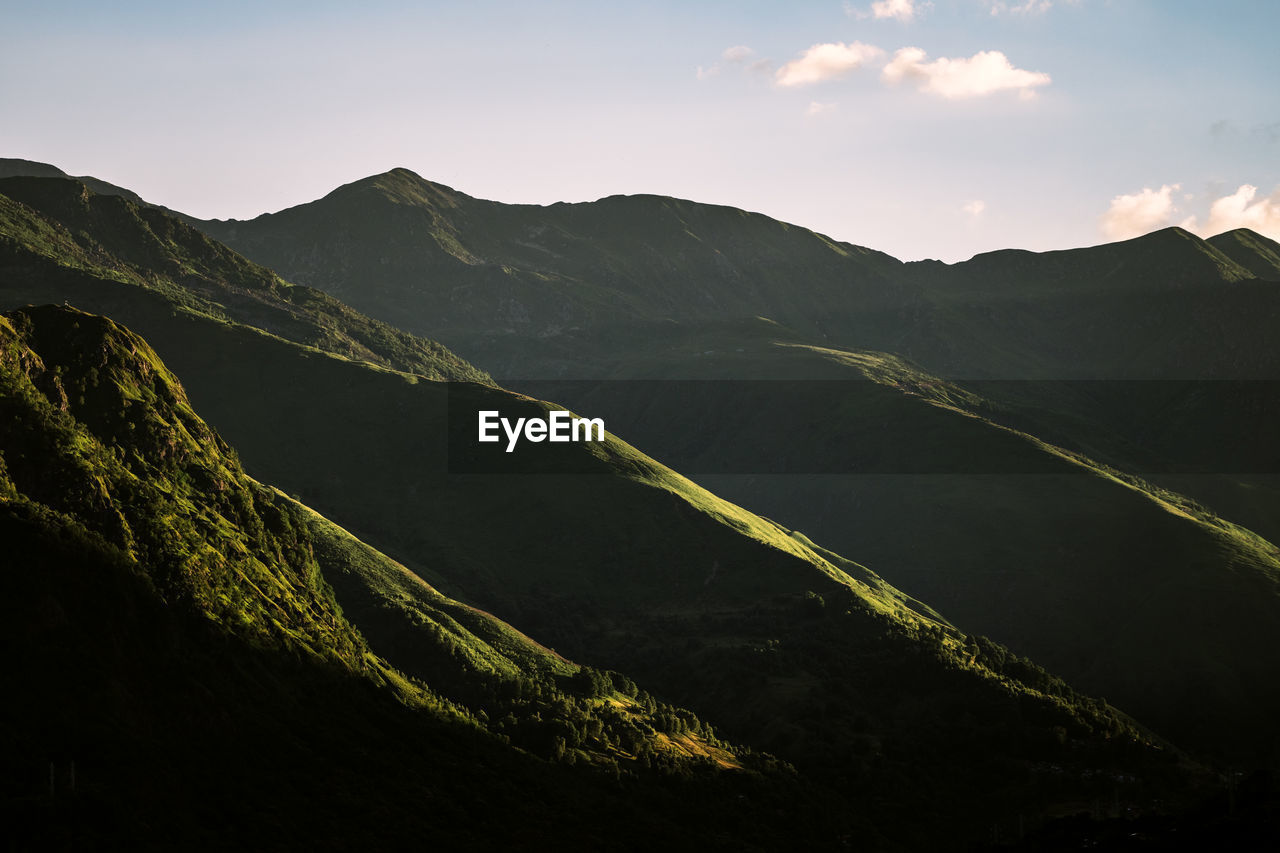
(1206, 226), (1280, 280)
(324, 167), (471, 210)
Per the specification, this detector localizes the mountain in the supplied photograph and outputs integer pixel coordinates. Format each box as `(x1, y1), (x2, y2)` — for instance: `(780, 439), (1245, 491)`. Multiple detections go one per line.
(0, 177), (1193, 849)
(189, 167), (907, 376)
(3, 303), (877, 849)
(153, 165), (1280, 762)
(182, 167), (1280, 382)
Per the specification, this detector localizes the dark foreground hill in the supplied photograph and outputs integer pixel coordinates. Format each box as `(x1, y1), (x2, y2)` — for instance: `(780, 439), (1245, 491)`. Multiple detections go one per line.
(0, 181), (1201, 850)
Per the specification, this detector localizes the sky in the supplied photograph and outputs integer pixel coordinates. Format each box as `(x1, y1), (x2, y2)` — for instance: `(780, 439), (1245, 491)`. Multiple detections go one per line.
(2, 0), (1277, 262)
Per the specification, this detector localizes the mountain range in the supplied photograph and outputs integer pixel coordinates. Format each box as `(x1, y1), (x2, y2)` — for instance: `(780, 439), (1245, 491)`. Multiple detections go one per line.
(4, 158), (1279, 849)
(183, 165), (1280, 761)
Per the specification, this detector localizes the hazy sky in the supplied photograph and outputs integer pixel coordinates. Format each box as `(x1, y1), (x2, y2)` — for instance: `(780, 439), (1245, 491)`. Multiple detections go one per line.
(3, 0), (1277, 261)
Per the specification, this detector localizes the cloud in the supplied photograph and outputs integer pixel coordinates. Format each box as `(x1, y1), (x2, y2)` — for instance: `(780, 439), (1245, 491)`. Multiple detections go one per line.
(775, 42), (885, 87)
(1100, 184), (1180, 240)
(1101, 182), (1280, 243)
(722, 45), (755, 63)
(845, 0), (932, 21)
(987, 0), (1055, 14)
(1196, 185), (1280, 240)
(882, 47), (1051, 99)
(963, 199), (986, 216)
(871, 0), (920, 21)
(806, 101), (837, 117)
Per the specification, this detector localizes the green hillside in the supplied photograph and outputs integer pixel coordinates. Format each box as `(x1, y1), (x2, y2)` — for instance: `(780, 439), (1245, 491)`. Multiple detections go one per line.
(3, 303), (883, 849)
(150, 312), (1186, 844)
(515, 338), (1280, 763)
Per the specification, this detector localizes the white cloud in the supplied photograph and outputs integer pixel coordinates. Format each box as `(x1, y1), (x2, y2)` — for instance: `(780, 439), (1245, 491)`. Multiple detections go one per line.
(806, 101), (837, 116)
(1101, 182), (1280, 243)
(1195, 185), (1280, 240)
(987, 0), (1055, 15)
(776, 42), (885, 87)
(882, 47), (1051, 99)
(722, 45), (754, 63)
(963, 199), (986, 216)
(695, 64), (721, 80)
(872, 0), (920, 22)
(1100, 184), (1180, 240)
(846, 0), (932, 21)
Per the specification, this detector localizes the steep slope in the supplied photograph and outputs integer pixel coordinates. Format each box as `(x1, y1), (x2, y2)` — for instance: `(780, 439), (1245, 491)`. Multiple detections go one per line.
(4, 305), (891, 851)
(514, 341), (1280, 762)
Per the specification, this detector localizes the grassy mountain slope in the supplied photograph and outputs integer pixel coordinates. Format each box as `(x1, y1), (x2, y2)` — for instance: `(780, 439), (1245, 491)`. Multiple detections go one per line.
(514, 338), (1280, 763)
(131, 304), (1187, 844)
(97, 300), (1187, 835)
(2, 303), (868, 849)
